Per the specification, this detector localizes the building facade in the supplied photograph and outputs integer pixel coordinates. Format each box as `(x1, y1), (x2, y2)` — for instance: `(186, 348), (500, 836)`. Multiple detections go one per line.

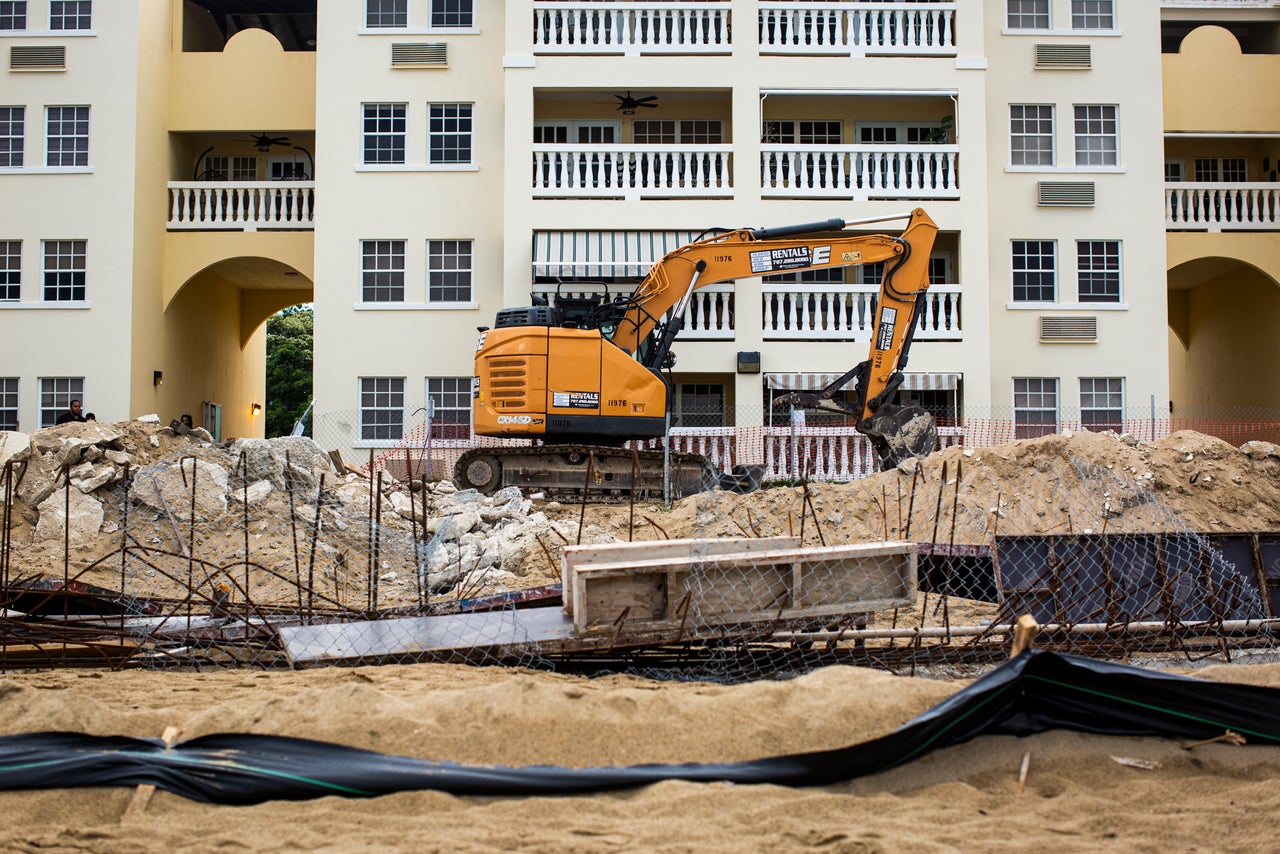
(1, 0), (1276, 478)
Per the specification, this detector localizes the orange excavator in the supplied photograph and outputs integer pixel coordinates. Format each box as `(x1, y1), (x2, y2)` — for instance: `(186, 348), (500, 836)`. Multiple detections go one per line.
(456, 208), (940, 498)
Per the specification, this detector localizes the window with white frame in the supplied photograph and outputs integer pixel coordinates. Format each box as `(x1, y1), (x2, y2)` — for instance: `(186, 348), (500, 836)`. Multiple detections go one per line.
(0, 2), (25, 32)
(1073, 105), (1118, 167)
(0, 378), (16, 430)
(1010, 105), (1054, 166)
(366, 0), (406, 28)
(427, 240), (472, 302)
(431, 0), (473, 28)
(43, 240), (85, 301)
(1079, 377), (1124, 433)
(200, 155), (257, 181)
(362, 103), (406, 165)
(426, 377), (472, 439)
(1007, 0), (1049, 30)
(360, 377), (405, 441)
(1076, 240), (1120, 303)
(764, 267), (845, 285)
(1071, 0), (1113, 30)
(1014, 378), (1058, 439)
(361, 240), (406, 303)
(1194, 157), (1247, 183)
(1165, 159), (1185, 183)
(674, 383), (725, 428)
(0, 107), (22, 167)
(633, 120), (724, 144)
(1012, 240), (1056, 302)
(855, 254), (952, 287)
(762, 121), (841, 144)
(856, 123), (946, 145)
(45, 106), (89, 168)
(428, 103), (473, 164)
(0, 241), (18, 300)
(39, 377), (82, 428)
(49, 0), (90, 30)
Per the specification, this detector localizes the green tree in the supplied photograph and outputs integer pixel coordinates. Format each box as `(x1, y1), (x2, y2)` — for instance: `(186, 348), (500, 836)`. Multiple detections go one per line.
(265, 305), (313, 437)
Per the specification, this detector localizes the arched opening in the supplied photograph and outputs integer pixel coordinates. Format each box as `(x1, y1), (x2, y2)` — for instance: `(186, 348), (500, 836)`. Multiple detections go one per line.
(1168, 255), (1280, 420)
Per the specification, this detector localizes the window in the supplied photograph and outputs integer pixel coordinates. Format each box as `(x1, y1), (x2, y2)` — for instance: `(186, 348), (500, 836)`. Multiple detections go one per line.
(1073, 105), (1118, 167)
(1194, 157), (1247, 183)
(200, 155), (256, 181)
(675, 384), (725, 428)
(362, 103), (406, 165)
(633, 120), (723, 144)
(855, 254), (952, 286)
(360, 240), (406, 303)
(431, 0), (473, 28)
(1007, 0), (1049, 30)
(43, 240), (85, 301)
(46, 106), (89, 168)
(0, 378), (16, 431)
(0, 241), (18, 300)
(0, 107), (22, 168)
(426, 377), (472, 439)
(1071, 0), (1113, 30)
(366, 0), (406, 28)
(428, 103), (473, 165)
(1077, 240), (1120, 302)
(1079, 378), (1124, 433)
(39, 377), (82, 428)
(1010, 105), (1053, 166)
(1165, 159), (1185, 183)
(0, 2), (26, 31)
(1012, 240), (1056, 302)
(360, 377), (405, 441)
(1014, 378), (1058, 439)
(49, 0), (90, 30)
(763, 121), (841, 144)
(202, 401), (222, 442)
(764, 267), (844, 285)
(428, 239), (472, 302)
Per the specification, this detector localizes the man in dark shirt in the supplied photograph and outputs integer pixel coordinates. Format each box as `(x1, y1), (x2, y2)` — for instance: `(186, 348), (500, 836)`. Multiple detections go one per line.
(54, 399), (87, 425)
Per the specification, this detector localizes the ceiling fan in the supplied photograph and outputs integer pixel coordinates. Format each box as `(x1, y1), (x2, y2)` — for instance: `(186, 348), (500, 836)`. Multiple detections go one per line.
(244, 132), (292, 152)
(614, 92), (658, 115)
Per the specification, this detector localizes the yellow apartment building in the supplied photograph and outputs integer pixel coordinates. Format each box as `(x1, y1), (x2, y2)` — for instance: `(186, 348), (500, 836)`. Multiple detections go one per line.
(0, 0), (1275, 480)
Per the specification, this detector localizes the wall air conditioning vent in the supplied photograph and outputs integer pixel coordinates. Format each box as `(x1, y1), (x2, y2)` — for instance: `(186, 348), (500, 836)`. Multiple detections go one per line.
(10, 45), (66, 70)
(391, 42), (447, 67)
(1038, 181), (1095, 207)
(1035, 44), (1090, 69)
(1040, 316), (1097, 342)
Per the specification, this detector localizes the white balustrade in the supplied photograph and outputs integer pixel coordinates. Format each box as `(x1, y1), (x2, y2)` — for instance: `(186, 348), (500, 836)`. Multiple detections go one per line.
(532, 145), (733, 198)
(762, 283), (961, 341)
(168, 181), (315, 231)
(1165, 183), (1280, 231)
(759, 2), (956, 56)
(762, 145), (959, 199)
(533, 2), (731, 54)
(763, 425), (965, 482)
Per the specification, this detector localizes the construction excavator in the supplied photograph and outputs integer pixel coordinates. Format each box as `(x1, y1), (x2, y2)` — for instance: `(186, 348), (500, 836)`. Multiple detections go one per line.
(455, 208), (940, 499)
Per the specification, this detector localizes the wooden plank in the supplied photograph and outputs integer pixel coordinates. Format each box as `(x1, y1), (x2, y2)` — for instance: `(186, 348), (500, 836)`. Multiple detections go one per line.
(573, 542), (917, 580)
(561, 536), (799, 616)
(122, 725), (181, 822)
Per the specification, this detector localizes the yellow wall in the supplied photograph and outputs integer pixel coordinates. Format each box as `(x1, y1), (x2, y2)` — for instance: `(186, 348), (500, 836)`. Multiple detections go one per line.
(1163, 26), (1280, 133)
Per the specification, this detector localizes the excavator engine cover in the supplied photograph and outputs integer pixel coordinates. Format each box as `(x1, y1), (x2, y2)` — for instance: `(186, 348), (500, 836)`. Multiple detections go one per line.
(859, 404), (939, 471)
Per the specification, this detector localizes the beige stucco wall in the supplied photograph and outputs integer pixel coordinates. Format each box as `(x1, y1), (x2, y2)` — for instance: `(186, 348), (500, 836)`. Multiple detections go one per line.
(1164, 26), (1280, 134)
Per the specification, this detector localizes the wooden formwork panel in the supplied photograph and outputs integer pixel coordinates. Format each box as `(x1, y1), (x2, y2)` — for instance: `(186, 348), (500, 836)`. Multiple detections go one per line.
(561, 536), (800, 617)
(571, 541), (917, 636)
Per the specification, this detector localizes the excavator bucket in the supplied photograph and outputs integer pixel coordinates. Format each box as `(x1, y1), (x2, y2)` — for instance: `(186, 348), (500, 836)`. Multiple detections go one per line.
(858, 404), (939, 471)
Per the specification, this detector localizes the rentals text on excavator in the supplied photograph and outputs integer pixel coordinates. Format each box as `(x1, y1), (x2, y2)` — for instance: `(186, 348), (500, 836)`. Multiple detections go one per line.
(456, 208), (940, 499)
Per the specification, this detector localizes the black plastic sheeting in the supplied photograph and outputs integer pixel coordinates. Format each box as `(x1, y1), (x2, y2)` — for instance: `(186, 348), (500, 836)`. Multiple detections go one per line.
(2, 650), (1280, 805)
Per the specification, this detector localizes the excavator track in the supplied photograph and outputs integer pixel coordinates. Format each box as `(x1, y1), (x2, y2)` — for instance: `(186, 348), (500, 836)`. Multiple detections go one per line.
(453, 445), (720, 503)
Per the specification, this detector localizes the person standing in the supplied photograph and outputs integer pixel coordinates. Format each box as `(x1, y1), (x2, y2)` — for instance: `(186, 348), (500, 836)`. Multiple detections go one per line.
(55, 398), (87, 425)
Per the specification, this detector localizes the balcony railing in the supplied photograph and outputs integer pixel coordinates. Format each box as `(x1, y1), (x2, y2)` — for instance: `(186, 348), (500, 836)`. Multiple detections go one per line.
(1165, 183), (1280, 231)
(759, 2), (957, 56)
(532, 2), (731, 55)
(168, 181), (316, 231)
(762, 145), (959, 199)
(532, 145), (733, 198)
(763, 283), (961, 341)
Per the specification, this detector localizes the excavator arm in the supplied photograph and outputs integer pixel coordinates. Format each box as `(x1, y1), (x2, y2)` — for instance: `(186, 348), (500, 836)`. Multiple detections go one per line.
(612, 208), (940, 468)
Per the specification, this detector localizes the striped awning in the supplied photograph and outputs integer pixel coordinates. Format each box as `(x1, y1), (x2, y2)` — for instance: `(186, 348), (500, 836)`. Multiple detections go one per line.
(532, 230), (703, 279)
(765, 372), (961, 392)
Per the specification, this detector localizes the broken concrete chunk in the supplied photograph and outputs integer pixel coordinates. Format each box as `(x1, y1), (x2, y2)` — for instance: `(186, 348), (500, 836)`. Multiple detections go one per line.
(131, 457), (230, 522)
(230, 479), (273, 505)
(73, 464), (116, 494)
(35, 488), (104, 546)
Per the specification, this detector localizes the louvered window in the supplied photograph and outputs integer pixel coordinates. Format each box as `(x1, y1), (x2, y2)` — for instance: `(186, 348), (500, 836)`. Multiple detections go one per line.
(1039, 316), (1097, 341)
(1037, 181), (1095, 206)
(1035, 44), (1090, 69)
(391, 43), (446, 66)
(10, 45), (65, 70)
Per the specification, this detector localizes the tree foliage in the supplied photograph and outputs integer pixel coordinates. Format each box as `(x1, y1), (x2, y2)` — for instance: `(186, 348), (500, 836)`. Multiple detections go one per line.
(265, 305), (313, 437)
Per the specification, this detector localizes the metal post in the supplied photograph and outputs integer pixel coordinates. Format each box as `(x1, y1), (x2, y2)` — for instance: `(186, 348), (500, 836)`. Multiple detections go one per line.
(662, 409), (671, 506)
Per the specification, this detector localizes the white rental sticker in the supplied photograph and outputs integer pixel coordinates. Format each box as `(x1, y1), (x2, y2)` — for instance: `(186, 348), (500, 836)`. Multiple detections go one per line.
(876, 306), (898, 350)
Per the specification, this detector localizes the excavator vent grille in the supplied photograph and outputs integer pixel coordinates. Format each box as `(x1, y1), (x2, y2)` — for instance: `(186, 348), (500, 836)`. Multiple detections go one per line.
(10, 45), (65, 70)
(1035, 44), (1090, 69)
(1039, 316), (1097, 342)
(1037, 181), (1095, 207)
(391, 43), (447, 66)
